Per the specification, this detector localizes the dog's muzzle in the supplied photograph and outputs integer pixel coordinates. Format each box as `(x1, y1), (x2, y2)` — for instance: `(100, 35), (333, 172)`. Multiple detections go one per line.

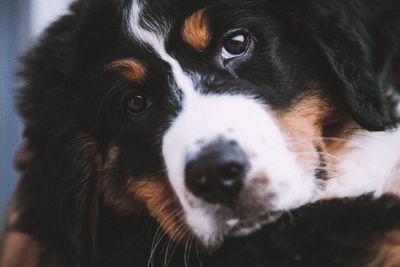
(162, 94), (315, 247)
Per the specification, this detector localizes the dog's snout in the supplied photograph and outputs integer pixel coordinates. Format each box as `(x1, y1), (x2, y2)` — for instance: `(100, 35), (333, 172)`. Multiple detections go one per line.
(185, 140), (249, 204)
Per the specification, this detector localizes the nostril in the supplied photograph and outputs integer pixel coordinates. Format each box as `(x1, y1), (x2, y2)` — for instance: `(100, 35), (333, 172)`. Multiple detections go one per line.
(222, 162), (244, 179)
(184, 139), (249, 204)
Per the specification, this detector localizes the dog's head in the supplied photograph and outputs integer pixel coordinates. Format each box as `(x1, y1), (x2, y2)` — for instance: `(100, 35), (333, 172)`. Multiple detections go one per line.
(20, 0), (399, 250)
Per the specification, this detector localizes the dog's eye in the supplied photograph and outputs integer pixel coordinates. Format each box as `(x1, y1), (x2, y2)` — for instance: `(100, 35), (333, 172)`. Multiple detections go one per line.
(126, 94), (152, 115)
(222, 32), (250, 59)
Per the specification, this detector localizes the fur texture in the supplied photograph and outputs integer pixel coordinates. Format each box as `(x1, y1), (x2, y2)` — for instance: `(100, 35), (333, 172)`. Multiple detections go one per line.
(1, 0), (400, 266)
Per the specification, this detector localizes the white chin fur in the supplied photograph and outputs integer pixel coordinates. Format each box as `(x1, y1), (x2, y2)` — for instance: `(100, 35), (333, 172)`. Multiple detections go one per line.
(162, 94), (315, 247)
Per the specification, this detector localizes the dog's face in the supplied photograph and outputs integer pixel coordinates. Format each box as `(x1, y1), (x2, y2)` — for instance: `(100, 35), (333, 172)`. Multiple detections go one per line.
(72, 0), (395, 248)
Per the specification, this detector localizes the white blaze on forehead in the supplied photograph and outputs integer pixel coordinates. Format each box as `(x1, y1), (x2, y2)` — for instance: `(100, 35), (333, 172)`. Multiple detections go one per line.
(129, 1), (197, 99)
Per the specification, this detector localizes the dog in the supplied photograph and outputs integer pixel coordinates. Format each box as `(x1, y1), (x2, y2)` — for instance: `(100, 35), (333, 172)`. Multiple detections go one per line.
(1, 0), (400, 266)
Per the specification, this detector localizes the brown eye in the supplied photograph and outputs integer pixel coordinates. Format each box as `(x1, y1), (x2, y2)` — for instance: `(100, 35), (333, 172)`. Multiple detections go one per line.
(222, 32), (250, 59)
(126, 94), (152, 115)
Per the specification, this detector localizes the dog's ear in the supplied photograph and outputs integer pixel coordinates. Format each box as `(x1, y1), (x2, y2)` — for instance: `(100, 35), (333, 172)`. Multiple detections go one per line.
(285, 3), (397, 131)
(58, 131), (101, 266)
(12, 130), (101, 267)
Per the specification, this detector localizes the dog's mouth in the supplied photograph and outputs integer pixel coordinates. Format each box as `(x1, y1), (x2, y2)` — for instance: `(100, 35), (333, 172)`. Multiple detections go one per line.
(187, 209), (284, 250)
(225, 210), (283, 237)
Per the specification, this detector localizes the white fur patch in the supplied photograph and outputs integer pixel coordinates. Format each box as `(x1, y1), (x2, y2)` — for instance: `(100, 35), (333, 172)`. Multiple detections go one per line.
(129, 1), (197, 99)
(319, 128), (400, 199)
(162, 95), (315, 246)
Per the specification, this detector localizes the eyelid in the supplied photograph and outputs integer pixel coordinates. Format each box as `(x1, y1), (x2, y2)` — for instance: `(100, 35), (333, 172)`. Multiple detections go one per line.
(220, 29), (254, 60)
(219, 29), (256, 75)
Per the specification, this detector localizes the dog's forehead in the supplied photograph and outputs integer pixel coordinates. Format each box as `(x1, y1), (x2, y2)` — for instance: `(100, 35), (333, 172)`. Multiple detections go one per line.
(129, 0), (208, 37)
(127, 1), (211, 98)
(129, 0), (216, 55)
(124, 0), (272, 100)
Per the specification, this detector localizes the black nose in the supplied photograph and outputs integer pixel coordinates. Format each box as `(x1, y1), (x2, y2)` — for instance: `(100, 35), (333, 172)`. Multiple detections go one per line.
(185, 139), (249, 204)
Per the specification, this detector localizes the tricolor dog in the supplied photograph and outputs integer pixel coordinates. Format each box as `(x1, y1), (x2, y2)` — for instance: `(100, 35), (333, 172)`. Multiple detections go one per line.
(1, 0), (400, 266)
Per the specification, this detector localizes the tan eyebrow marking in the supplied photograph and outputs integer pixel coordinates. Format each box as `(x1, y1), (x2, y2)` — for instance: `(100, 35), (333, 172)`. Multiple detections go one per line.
(108, 59), (148, 84)
(182, 9), (211, 52)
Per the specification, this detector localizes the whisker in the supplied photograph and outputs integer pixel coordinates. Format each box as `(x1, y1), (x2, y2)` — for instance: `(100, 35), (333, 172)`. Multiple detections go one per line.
(184, 237), (192, 267)
(151, 198), (175, 217)
(165, 240), (179, 267)
(164, 221), (191, 267)
(148, 209), (182, 267)
(164, 232), (176, 267)
(294, 150), (345, 163)
(286, 136), (348, 143)
(287, 133), (400, 153)
(148, 224), (163, 267)
(195, 240), (205, 267)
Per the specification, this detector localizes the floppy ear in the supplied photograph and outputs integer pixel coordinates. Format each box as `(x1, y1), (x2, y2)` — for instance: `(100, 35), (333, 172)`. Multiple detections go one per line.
(12, 129), (101, 267)
(59, 131), (101, 266)
(287, 3), (397, 131)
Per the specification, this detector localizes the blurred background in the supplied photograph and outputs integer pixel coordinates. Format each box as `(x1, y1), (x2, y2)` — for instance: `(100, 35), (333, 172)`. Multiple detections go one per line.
(0, 0), (73, 228)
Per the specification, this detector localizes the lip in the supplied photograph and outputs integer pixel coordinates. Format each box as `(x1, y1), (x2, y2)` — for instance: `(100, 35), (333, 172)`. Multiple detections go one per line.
(226, 211), (283, 237)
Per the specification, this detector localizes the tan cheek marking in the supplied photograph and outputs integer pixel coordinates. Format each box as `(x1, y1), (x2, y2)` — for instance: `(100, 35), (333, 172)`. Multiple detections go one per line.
(101, 146), (141, 214)
(276, 94), (334, 172)
(108, 59), (148, 84)
(101, 147), (189, 241)
(182, 9), (211, 51)
(128, 179), (189, 241)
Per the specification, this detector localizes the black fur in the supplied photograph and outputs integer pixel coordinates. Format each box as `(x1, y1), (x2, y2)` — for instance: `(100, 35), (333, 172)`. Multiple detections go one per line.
(82, 195), (400, 267)
(2, 0), (400, 266)
(207, 195), (400, 267)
